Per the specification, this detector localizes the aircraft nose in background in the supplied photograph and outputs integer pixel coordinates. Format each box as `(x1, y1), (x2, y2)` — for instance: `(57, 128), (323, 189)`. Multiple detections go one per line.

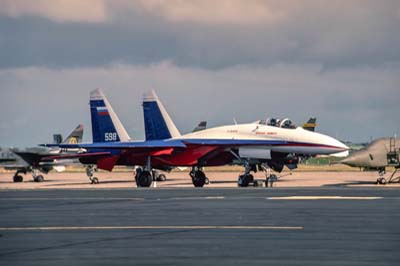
(340, 151), (368, 167)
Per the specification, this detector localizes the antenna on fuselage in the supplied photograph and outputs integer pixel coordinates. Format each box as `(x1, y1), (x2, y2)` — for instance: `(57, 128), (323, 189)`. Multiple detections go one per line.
(233, 118), (238, 125)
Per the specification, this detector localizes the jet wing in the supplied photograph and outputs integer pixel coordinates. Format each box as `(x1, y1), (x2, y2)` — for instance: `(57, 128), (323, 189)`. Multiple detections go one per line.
(45, 151), (112, 160)
(58, 140), (187, 150)
(12, 151), (52, 165)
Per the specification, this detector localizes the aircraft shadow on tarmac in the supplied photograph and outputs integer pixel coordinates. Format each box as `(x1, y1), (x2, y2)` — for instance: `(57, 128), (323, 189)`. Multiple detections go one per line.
(43, 180), (136, 187)
(323, 180), (380, 187)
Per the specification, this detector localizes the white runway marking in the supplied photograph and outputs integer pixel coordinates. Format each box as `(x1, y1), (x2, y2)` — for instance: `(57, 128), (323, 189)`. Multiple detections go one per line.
(0, 196), (226, 201)
(267, 196), (383, 200)
(169, 196), (225, 200)
(0, 225), (303, 231)
(0, 197), (145, 201)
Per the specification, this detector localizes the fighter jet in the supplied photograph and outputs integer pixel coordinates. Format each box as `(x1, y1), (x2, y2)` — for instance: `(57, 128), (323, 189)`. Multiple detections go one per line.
(340, 137), (400, 184)
(192, 121), (207, 132)
(53, 89), (348, 188)
(302, 117), (317, 132)
(46, 89), (168, 184)
(1, 124), (84, 182)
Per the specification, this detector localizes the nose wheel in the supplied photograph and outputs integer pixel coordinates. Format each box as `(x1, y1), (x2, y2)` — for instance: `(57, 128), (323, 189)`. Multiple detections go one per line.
(31, 169), (44, 182)
(33, 175), (44, 182)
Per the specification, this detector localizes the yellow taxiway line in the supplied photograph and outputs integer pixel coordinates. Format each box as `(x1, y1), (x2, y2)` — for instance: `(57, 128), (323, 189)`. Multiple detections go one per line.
(0, 225), (303, 231)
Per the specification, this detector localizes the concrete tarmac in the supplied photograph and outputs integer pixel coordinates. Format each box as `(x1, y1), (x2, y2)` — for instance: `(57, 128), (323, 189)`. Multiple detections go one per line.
(2, 170), (399, 189)
(1, 188), (400, 265)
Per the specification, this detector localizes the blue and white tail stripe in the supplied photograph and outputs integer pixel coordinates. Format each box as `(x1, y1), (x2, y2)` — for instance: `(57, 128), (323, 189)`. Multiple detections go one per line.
(90, 88), (130, 143)
(142, 90), (181, 141)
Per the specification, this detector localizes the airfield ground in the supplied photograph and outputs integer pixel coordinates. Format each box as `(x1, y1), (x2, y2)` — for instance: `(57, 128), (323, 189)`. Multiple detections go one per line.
(0, 168), (399, 189)
(1, 170), (399, 265)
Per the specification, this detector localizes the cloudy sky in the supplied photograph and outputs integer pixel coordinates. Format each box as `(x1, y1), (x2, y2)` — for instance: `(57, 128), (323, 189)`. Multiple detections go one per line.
(0, 0), (399, 147)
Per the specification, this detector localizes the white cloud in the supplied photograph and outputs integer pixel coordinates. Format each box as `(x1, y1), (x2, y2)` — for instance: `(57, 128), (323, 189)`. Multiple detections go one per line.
(0, 0), (107, 23)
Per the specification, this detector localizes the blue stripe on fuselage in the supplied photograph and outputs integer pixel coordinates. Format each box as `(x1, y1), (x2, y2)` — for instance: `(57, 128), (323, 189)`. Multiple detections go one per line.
(181, 139), (288, 146)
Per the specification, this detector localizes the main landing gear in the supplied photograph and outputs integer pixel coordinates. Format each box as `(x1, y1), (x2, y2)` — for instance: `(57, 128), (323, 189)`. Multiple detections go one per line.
(13, 170), (25, 183)
(86, 165), (99, 184)
(135, 168), (153, 187)
(135, 157), (154, 188)
(238, 162), (254, 187)
(190, 167), (209, 187)
(376, 167), (400, 185)
(13, 169), (45, 183)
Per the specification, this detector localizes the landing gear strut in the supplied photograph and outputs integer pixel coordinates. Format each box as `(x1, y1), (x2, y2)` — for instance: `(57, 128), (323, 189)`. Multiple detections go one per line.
(13, 170), (25, 183)
(32, 169), (44, 182)
(376, 169), (387, 184)
(260, 164), (278, 187)
(190, 167), (209, 187)
(238, 161), (254, 187)
(387, 167), (400, 183)
(135, 157), (153, 188)
(86, 165), (99, 184)
(377, 167), (400, 184)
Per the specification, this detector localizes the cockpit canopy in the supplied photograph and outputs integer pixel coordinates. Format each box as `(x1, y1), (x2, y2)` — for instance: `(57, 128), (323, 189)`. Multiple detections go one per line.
(257, 117), (297, 129)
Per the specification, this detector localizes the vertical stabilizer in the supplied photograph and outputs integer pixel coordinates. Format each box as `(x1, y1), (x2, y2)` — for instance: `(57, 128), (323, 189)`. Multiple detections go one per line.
(302, 117), (317, 132)
(62, 124), (84, 144)
(90, 89), (130, 143)
(142, 90), (181, 140)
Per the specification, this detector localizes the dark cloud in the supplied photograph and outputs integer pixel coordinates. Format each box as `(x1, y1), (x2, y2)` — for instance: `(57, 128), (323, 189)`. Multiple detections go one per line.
(0, 1), (399, 146)
(0, 1), (400, 69)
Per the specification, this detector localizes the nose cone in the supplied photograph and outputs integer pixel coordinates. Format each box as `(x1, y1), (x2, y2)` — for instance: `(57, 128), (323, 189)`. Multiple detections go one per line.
(323, 135), (349, 154)
(340, 150), (368, 167)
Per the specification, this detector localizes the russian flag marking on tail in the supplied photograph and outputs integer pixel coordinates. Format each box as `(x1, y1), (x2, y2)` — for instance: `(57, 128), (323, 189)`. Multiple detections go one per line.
(97, 106), (109, 116)
(90, 89), (130, 143)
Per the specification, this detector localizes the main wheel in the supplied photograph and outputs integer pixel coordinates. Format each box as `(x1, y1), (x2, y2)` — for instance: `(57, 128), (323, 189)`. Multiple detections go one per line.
(91, 177), (99, 184)
(192, 171), (206, 187)
(238, 174), (253, 187)
(13, 175), (23, 183)
(137, 171), (153, 187)
(157, 174), (167, 182)
(34, 175), (44, 182)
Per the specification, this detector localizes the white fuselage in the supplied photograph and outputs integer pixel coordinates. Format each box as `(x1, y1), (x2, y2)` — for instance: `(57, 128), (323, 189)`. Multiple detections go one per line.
(177, 123), (348, 155)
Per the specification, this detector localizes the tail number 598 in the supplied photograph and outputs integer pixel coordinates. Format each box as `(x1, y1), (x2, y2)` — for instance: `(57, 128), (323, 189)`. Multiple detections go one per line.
(105, 132), (117, 141)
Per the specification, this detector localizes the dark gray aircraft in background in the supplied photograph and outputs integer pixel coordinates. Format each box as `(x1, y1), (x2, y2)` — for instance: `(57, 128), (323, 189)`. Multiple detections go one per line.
(340, 137), (400, 184)
(0, 124), (84, 183)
